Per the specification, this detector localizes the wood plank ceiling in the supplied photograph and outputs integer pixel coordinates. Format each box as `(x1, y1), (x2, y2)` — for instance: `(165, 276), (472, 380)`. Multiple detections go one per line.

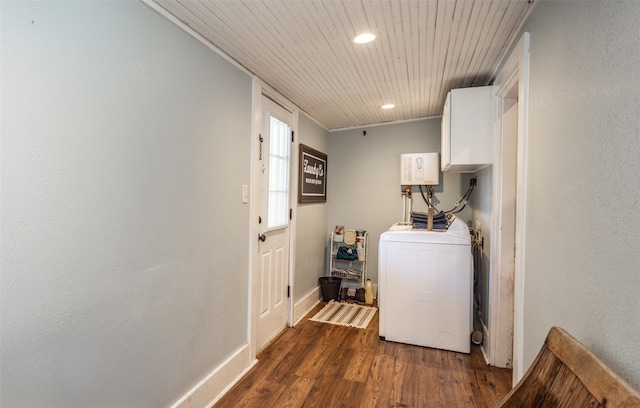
(150, 0), (537, 130)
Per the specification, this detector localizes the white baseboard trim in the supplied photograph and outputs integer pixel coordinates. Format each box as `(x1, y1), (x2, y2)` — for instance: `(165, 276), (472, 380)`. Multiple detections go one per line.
(170, 344), (257, 408)
(293, 286), (321, 326)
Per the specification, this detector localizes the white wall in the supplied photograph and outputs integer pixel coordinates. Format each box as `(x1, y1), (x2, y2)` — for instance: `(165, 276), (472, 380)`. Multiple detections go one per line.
(518, 0), (640, 389)
(1, 2), (252, 406)
(295, 113), (328, 299)
(328, 118), (473, 284)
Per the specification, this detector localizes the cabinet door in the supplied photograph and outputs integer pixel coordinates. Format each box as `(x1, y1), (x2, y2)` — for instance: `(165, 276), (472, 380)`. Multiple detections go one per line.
(441, 92), (451, 171)
(444, 86), (494, 172)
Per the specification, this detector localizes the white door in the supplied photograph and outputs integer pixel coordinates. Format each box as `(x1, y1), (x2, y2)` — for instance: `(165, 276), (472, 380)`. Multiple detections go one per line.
(256, 96), (292, 351)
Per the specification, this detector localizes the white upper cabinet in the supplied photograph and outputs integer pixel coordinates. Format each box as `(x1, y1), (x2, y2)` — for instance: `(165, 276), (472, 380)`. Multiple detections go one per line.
(441, 86), (495, 173)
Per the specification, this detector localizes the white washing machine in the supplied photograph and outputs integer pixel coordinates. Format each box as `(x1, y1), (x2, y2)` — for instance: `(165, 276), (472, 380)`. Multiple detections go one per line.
(378, 217), (472, 353)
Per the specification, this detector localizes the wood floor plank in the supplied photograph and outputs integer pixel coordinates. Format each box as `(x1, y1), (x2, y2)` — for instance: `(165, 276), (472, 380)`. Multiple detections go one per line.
(392, 354), (421, 407)
(471, 367), (515, 407)
(359, 354), (396, 408)
(377, 337), (399, 357)
(293, 341), (334, 379)
(342, 349), (376, 383)
(213, 379), (285, 408)
(417, 365), (445, 408)
(213, 302), (513, 408)
(302, 373), (366, 408)
(450, 367), (478, 407)
(238, 379), (286, 407)
(319, 344), (353, 379)
(270, 375), (315, 407)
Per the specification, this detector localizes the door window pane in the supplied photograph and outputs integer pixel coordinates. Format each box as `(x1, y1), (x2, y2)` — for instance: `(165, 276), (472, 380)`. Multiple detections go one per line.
(267, 116), (290, 228)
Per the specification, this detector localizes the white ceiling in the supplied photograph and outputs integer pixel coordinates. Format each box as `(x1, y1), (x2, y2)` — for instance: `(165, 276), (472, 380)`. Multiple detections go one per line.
(151, 0), (537, 130)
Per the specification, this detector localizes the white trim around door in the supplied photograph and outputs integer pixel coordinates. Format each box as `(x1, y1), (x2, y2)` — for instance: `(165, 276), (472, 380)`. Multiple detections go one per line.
(490, 32), (530, 384)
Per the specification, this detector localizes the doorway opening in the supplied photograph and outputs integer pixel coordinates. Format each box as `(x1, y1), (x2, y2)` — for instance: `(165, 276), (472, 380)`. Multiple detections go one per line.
(489, 32), (529, 384)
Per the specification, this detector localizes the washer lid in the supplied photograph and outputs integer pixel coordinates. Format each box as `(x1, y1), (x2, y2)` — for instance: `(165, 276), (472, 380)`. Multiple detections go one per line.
(380, 217), (470, 245)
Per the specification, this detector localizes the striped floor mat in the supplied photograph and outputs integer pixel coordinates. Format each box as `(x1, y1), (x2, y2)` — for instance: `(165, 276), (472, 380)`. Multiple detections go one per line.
(309, 301), (377, 329)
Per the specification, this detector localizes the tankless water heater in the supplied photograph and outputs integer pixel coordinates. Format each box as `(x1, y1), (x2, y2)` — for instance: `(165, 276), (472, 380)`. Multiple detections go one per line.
(400, 153), (440, 185)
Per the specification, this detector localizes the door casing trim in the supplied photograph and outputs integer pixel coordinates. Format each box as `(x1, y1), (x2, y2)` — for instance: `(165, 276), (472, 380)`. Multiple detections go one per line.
(489, 32), (530, 384)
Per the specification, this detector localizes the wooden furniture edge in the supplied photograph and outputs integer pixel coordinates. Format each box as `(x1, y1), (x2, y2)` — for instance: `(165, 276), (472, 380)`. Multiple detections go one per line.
(545, 326), (640, 407)
(496, 326), (640, 407)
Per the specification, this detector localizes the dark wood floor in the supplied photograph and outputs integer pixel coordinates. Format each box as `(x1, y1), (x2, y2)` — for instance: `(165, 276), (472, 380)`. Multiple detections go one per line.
(213, 302), (512, 408)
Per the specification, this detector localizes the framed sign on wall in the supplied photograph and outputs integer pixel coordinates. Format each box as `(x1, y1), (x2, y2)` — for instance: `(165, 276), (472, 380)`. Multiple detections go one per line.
(298, 144), (327, 203)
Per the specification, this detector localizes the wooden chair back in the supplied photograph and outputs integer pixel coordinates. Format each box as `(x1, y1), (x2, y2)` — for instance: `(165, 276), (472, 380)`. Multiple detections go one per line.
(497, 326), (640, 407)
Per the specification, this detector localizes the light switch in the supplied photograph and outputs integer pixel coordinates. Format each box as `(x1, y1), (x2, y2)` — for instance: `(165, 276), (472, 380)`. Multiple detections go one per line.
(242, 184), (249, 204)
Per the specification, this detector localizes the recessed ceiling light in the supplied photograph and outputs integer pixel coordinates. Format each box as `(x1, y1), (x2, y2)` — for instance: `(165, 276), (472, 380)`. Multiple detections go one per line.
(353, 32), (376, 44)
(380, 103), (395, 109)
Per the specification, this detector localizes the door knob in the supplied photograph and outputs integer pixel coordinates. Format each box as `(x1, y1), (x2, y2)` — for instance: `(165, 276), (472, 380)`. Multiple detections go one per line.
(258, 234), (266, 242)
